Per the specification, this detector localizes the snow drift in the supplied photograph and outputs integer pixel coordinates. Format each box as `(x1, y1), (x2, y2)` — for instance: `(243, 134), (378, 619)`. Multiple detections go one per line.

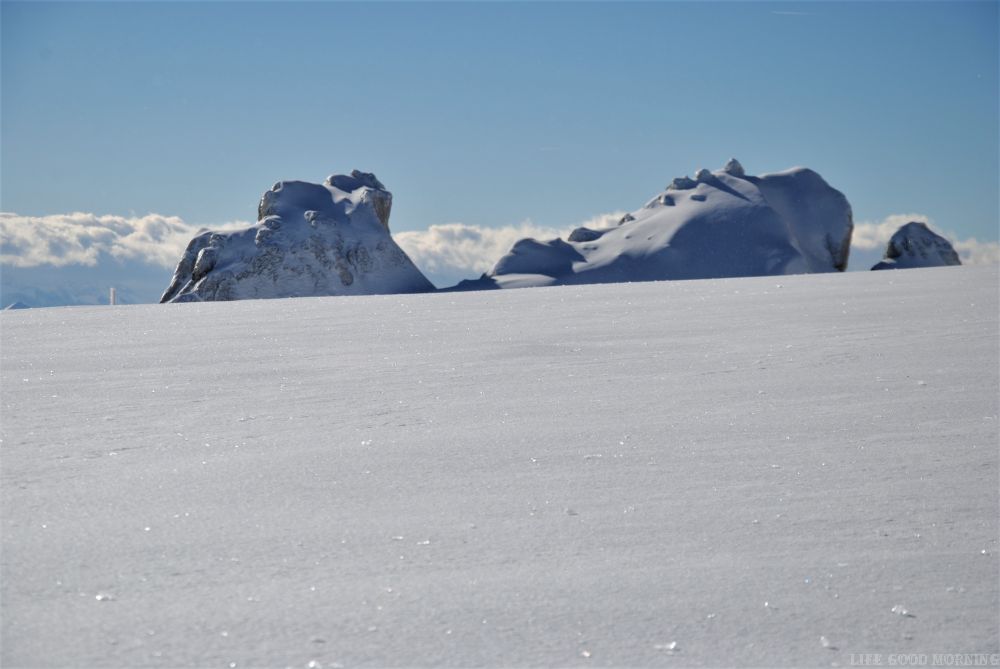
(160, 171), (434, 302)
(871, 221), (962, 270)
(458, 160), (853, 289)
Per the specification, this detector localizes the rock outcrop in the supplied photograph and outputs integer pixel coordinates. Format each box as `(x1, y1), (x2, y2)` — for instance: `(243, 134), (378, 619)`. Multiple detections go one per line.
(870, 221), (961, 270)
(459, 160), (853, 290)
(161, 171), (434, 303)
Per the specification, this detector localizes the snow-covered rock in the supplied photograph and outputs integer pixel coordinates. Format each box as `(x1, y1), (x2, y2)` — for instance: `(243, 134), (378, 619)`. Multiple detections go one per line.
(160, 171), (434, 302)
(668, 176), (697, 190)
(871, 221), (961, 270)
(722, 157), (745, 177)
(472, 160), (853, 289)
(3, 301), (30, 310)
(566, 227), (607, 243)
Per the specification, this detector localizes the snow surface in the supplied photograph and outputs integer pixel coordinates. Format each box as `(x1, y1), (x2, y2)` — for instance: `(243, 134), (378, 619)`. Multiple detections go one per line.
(465, 162), (853, 291)
(872, 222), (962, 271)
(160, 171), (433, 303)
(2, 265), (998, 668)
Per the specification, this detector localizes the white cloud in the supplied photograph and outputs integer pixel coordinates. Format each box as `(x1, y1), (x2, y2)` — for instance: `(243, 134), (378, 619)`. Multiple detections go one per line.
(851, 213), (930, 251)
(0, 212), (249, 269)
(395, 213), (625, 286)
(395, 221), (568, 280)
(851, 214), (1000, 266)
(575, 211), (628, 231)
(950, 237), (1000, 265)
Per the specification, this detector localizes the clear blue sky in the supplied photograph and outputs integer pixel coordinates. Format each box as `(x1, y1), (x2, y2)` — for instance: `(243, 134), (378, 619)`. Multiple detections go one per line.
(3, 1), (998, 239)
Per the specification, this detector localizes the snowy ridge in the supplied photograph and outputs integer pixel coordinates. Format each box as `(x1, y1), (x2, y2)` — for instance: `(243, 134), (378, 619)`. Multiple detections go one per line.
(463, 160), (853, 289)
(872, 221), (962, 270)
(160, 171), (434, 302)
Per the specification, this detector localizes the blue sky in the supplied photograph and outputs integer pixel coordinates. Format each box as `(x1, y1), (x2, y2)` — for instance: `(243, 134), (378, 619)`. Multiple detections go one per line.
(1, 1), (998, 304)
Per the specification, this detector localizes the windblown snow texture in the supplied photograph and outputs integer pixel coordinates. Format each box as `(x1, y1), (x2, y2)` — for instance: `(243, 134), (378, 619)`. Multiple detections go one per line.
(472, 160), (853, 289)
(2, 266), (996, 668)
(871, 221), (962, 270)
(160, 171), (434, 302)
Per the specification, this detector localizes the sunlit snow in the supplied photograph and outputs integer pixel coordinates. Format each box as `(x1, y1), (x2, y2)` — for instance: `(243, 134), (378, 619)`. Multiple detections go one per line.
(2, 265), (997, 667)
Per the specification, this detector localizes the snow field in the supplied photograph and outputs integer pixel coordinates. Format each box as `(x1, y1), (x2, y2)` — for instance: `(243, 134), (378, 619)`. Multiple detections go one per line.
(2, 265), (997, 667)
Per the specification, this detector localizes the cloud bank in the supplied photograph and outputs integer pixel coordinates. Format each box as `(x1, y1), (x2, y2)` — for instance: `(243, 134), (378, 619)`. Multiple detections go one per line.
(394, 212), (626, 286)
(0, 212), (248, 269)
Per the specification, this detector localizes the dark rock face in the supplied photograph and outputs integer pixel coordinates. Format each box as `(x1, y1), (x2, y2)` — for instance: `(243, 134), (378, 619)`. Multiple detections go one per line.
(871, 222), (961, 271)
(161, 171), (434, 303)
